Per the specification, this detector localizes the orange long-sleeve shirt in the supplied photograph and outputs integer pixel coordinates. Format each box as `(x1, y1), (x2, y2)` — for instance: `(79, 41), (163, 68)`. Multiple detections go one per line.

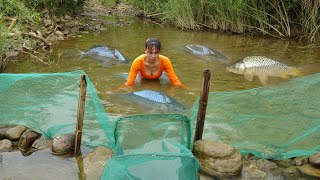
(125, 54), (182, 86)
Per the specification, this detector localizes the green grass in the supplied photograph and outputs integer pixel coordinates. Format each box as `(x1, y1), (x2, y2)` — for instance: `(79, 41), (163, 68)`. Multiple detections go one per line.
(124, 0), (320, 43)
(0, 0), (89, 72)
(100, 0), (118, 7)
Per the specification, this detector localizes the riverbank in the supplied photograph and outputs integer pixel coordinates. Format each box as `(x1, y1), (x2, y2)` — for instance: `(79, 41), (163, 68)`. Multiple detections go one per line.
(2, 0), (319, 73)
(2, 124), (320, 179)
(1, 1), (320, 179)
(0, 0), (140, 72)
(0, 124), (113, 179)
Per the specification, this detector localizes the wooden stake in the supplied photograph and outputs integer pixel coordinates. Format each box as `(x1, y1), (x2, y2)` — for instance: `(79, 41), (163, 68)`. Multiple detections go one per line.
(194, 69), (211, 143)
(74, 74), (87, 156)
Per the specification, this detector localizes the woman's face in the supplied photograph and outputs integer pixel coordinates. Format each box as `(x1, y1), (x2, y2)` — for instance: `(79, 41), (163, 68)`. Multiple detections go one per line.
(145, 46), (159, 64)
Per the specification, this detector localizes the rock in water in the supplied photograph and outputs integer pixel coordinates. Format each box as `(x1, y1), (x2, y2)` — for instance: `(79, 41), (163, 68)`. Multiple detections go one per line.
(18, 129), (41, 153)
(52, 133), (75, 155)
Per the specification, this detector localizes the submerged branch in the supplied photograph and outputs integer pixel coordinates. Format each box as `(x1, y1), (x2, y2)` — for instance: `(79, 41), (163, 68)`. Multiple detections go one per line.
(20, 50), (51, 66)
(28, 31), (51, 47)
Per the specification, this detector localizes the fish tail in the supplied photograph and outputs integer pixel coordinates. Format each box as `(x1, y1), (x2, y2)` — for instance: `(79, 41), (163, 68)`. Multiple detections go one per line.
(73, 48), (85, 57)
(298, 63), (320, 76)
(288, 67), (304, 77)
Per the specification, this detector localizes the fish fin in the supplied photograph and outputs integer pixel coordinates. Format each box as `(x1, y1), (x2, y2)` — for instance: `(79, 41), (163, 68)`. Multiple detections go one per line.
(280, 74), (290, 80)
(258, 75), (268, 85)
(244, 73), (254, 81)
(74, 48), (85, 58)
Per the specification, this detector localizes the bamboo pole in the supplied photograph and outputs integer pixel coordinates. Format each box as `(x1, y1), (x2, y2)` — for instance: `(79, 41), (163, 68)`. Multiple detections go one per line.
(193, 69), (211, 143)
(76, 154), (87, 178)
(74, 74), (87, 156)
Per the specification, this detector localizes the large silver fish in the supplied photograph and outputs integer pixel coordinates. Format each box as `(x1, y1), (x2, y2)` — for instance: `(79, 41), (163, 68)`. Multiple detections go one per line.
(122, 90), (186, 113)
(80, 45), (128, 66)
(185, 44), (228, 61)
(226, 56), (303, 85)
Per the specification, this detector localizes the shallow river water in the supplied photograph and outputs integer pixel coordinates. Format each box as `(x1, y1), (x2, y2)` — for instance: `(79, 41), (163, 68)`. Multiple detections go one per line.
(2, 16), (320, 179)
(6, 16), (320, 115)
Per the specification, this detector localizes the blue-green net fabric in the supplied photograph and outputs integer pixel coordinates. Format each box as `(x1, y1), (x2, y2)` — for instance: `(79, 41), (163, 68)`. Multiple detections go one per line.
(2, 70), (319, 179)
(102, 153), (199, 180)
(0, 70), (115, 148)
(194, 72), (320, 160)
(101, 114), (199, 180)
(0, 70), (199, 180)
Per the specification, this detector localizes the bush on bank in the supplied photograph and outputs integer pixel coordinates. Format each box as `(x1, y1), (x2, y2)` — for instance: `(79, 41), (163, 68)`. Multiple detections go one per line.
(0, 0), (87, 72)
(1, 0), (319, 71)
(125, 0), (320, 43)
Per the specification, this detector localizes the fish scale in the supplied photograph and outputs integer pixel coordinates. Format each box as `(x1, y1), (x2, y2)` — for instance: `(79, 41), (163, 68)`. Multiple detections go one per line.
(82, 46), (127, 63)
(185, 44), (229, 61)
(123, 89), (186, 113)
(243, 56), (292, 73)
(133, 90), (172, 104)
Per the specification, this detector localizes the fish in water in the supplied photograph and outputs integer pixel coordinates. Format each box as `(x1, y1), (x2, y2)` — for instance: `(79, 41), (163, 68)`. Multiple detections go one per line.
(122, 90), (186, 113)
(185, 44), (228, 61)
(81, 45), (128, 66)
(226, 56), (303, 85)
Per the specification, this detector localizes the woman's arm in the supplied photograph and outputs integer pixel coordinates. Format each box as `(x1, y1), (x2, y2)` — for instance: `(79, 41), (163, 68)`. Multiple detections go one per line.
(125, 59), (140, 86)
(162, 57), (182, 86)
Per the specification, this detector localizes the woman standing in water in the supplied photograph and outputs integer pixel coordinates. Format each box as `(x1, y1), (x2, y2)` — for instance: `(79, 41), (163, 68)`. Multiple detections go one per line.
(122, 37), (186, 88)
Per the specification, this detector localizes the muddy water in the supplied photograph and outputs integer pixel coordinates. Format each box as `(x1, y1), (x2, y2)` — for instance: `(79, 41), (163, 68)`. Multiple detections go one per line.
(3, 16), (320, 179)
(6, 17), (320, 115)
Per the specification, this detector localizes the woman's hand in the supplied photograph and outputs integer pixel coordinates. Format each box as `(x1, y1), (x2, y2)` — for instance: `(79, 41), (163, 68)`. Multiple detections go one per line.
(166, 83), (189, 96)
(179, 84), (190, 90)
(118, 84), (134, 93)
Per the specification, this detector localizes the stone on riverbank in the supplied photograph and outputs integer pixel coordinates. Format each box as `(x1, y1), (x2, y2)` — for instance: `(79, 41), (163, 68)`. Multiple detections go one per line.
(32, 138), (52, 150)
(83, 146), (114, 179)
(293, 156), (309, 166)
(297, 164), (320, 178)
(5, 125), (27, 141)
(193, 140), (242, 178)
(243, 159), (283, 179)
(0, 139), (13, 152)
(18, 129), (42, 153)
(309, 152), (320, 167)
(51, 133), (75, 155)
(0, 125), (15, 140)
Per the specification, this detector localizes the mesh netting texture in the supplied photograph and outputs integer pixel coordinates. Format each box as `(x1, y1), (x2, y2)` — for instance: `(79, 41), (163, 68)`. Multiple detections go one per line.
(0, 70), (115, 148)
(2, 70), (319, 179)
(194, 72), (320, 160)
(0, 70), (199, 180)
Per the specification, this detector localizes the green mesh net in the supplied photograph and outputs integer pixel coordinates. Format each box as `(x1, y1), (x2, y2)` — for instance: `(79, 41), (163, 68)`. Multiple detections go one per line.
(0, 70), (199, 180)
(194, 72), (320, 160)
(2, 70), (319, 179)
(102, 153), (199, 180)
(102, 113), (199, 179)
(0, 70), (115, 148)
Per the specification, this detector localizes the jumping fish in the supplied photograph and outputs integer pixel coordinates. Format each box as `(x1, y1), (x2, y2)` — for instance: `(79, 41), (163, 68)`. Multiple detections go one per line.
(226, 56), (303, 85)
(185, 44), (228, 61)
